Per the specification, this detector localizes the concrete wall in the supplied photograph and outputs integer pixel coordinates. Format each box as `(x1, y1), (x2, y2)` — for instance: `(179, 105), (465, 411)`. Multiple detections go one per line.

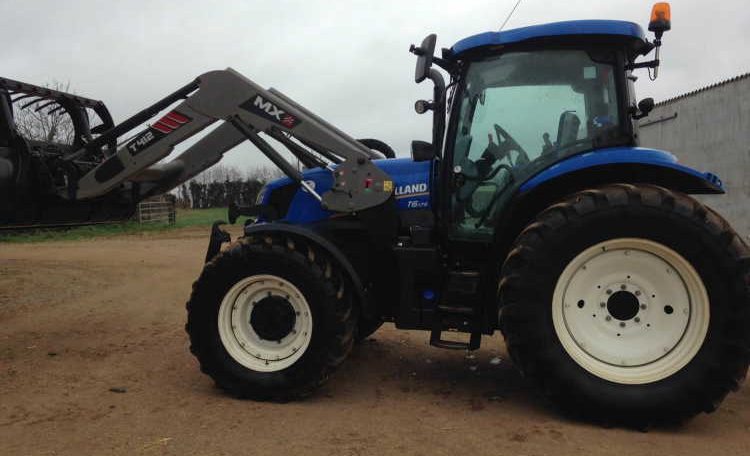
(638, 74), (750, 238)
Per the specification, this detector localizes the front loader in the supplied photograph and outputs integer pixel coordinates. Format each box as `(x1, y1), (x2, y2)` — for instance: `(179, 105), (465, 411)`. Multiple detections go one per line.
(7, 3), (749, 425)
(0, 69), (396, 226)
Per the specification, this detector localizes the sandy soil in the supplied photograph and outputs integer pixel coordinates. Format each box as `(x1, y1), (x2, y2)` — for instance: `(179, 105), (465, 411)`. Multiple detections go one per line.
(1, 227), (748, 456)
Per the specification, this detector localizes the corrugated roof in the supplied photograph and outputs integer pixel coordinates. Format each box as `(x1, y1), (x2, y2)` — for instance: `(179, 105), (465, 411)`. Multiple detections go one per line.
(655, 72), (750, 107)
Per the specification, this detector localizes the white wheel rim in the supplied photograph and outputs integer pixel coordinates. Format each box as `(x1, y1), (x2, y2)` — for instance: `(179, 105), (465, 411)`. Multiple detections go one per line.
(218, 274), (313, 373)
(552, 238), (709, 384)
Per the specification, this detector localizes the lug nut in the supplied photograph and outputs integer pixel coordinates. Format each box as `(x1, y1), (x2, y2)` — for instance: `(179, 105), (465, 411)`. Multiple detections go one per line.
(606, 289), (612, 295)
(620, 284), (627, 290)
(605, 316), (612, 321)
(619, 322), (626, 328)
(600, 302), (606, 308)
(634, 317), (640, 323)
(635, 290), (641, 296)
(640, 304), (647, 310)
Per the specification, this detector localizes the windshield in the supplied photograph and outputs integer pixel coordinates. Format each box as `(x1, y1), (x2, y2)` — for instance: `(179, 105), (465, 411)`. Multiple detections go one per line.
(450, 49), (624, 236)
(454, 49), (622, 165)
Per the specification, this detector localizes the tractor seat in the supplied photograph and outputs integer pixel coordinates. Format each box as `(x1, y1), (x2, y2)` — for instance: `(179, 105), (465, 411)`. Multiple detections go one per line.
(556, 111), (581, 148)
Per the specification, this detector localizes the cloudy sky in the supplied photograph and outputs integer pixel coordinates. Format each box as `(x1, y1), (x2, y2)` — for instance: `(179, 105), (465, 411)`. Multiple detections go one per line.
(2, 0), (748, 173)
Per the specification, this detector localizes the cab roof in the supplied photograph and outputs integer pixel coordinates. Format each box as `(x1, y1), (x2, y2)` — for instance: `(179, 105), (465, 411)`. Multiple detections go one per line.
(451, 20), (647, 58)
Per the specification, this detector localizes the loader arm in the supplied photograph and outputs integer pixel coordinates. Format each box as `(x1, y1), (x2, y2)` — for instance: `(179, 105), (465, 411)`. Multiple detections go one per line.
(71, 68), (393, 213)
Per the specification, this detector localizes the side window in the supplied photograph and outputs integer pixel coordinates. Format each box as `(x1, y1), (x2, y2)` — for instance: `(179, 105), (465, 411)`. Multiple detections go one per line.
(450, 50), (621, 239)
(466, 86), (586, 162)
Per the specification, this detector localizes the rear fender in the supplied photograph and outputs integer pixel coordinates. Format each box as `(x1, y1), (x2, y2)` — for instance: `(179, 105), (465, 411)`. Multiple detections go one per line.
(494, 148), (725, 272)
(519, 147), (723, 195)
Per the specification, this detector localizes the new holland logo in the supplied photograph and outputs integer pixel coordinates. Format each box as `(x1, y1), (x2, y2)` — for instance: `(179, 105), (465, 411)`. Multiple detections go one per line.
(241, 94), (302, 129)
(394, 183), (429, 199)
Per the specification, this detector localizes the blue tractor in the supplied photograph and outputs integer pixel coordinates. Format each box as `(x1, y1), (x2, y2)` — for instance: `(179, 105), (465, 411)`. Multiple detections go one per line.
(183, 4), (750, 425)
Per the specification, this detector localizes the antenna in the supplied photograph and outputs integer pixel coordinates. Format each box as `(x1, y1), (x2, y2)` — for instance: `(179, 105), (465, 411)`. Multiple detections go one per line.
(499, 0), (523, 32)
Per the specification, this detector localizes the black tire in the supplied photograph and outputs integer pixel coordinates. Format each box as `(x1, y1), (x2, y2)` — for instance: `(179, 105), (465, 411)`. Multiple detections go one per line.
(186, 233), (357, 400)
(358, 138), (396, 159)
(499, 184), (750, 426)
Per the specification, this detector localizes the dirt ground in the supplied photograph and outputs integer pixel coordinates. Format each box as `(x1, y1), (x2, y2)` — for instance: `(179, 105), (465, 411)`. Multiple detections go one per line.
(1, 227), (748, 456)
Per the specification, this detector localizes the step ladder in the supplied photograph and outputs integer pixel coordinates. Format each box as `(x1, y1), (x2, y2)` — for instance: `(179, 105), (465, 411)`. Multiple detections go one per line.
(429, 270), (483, 350)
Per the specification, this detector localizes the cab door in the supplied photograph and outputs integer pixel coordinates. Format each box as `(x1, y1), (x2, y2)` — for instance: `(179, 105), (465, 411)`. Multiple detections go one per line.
(445, 51), (612, 240)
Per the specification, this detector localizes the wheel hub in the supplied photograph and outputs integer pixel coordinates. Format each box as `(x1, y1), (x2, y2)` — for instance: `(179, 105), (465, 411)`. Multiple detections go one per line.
(250, 296), (297, 341)
(607, 290), (639, 321)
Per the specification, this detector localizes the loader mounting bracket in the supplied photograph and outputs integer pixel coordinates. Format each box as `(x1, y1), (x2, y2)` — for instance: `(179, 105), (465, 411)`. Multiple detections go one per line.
(205, 221), (231, 263)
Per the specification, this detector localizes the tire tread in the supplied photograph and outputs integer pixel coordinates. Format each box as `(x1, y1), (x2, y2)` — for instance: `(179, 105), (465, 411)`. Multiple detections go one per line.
(499, 184), (750, 425)
(185, 233), (356, 401)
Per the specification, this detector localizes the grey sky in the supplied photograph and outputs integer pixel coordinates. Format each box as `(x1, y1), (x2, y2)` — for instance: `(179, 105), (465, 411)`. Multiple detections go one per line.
(2, 0), (748, 173)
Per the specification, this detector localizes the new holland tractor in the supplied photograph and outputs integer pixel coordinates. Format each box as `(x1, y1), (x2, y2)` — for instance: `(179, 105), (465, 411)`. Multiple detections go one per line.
(3, 3), (747, 425)
(187, 5), (749, 425)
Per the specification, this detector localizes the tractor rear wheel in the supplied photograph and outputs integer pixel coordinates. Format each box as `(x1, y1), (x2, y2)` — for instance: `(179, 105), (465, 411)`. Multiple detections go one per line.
(186, 234), (356, 400)
(499, 184), (750, 425)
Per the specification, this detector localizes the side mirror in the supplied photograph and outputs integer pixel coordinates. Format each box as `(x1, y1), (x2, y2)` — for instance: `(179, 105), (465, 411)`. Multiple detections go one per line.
(411, 140), (435, 162)
(634, 97), (655, 119)
(638, 97), (655, 115)
(411, 34), (437, 83)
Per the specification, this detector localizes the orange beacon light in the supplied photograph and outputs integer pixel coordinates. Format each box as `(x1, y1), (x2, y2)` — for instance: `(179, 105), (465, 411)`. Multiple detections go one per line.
(649, 2), (671, 36)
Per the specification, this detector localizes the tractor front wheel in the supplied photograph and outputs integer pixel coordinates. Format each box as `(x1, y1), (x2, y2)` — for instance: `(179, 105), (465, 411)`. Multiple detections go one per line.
(499, 184), (750, 425)
(186, 234), (356, 400)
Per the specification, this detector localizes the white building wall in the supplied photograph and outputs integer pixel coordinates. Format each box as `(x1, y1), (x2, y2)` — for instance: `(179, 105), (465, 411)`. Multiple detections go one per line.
(639, 74), (750, 238)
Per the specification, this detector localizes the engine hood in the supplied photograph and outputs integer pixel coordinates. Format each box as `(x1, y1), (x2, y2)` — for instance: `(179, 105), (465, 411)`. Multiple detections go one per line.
(260, 158), (433, 223)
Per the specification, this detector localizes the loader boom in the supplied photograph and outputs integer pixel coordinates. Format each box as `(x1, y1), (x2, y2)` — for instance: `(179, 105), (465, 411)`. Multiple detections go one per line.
(70, 68), (392, 212)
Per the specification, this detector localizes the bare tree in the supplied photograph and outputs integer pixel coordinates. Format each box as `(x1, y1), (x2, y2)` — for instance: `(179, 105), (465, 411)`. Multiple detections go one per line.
(177, 164), (286, 209)
(247, 165), (284, 182)
(194, 164), (281, 185)
(13, 81), (75, 144)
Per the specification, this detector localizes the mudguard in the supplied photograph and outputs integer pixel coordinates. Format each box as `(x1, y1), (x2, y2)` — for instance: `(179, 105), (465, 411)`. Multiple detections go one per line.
(241, 223), (374, 320)
(519, 147), (724, 195)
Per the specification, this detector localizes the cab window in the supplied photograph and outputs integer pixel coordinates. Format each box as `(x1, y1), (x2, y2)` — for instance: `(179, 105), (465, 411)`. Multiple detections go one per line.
(451, 49), (621, 236)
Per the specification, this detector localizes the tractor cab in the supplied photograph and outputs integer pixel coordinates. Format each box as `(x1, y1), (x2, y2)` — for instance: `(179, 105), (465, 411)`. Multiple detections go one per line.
(448, 22), (648, 236)
(412, 20), (660, 240)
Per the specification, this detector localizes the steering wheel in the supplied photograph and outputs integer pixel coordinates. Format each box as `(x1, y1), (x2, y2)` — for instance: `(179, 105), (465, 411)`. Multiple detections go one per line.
(493, 123), (530, 167)
(456, 124), (531, 223)
(457, 123), (526, 200)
